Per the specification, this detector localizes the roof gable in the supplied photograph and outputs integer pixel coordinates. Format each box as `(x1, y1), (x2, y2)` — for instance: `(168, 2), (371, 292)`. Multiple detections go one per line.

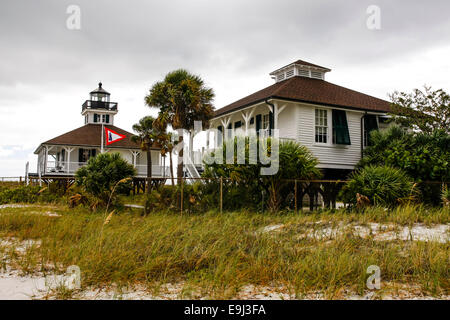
(36, 124), (141, 152)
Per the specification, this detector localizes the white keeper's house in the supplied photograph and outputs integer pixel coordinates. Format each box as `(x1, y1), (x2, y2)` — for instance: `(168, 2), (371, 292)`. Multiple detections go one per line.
(33, 83), (165, 179)
(210, 59), (392, 178)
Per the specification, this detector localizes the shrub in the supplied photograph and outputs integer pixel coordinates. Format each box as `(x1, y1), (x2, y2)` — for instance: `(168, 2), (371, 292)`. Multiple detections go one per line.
(442, 186), (450, 207)
(203, 137), (320, 212)
(359, 126), (450, 204)
(0, 185), (60, 204)
(75, 153), (136, 205)
(341, 165), (416, 207)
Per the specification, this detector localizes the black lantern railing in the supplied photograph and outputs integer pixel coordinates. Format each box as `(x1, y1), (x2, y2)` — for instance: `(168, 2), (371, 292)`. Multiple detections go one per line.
(82, 100), (118, 111)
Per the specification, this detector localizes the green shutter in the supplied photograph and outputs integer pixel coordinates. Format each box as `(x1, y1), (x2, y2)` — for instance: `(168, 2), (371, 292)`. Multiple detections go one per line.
(256, 114), (261, 136)
(269, 111), (274, 135)
(332, 109), (351, 145)
(217, 126), (223, 145)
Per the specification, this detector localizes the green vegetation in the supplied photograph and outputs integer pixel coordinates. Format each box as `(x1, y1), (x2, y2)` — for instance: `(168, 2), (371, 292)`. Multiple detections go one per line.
(389, 86), (449, 134)
(75, 153), (135, 204)
(359, 126), (450, 204)
(0, 184), (62, 205)
(131, 116), (162, 191)
(203, 138), (321, 212)
(341, 165), (416, 207)
(0, 204), (448, 299)
(145, 69), (215, 183)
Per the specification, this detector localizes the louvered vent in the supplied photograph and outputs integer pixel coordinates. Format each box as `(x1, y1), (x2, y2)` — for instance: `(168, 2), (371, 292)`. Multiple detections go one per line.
(311, 71), (323, 79)
(298, 68), (310, 77)
(285, 69), (294, 78)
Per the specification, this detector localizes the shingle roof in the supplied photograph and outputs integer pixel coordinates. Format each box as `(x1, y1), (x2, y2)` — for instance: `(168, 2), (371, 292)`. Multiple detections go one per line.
(35, 124), (151, 153)
(214, 76), (391, 117)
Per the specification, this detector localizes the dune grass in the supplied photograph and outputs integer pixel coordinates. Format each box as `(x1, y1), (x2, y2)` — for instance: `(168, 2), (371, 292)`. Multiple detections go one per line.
(0, 204), (448, 299)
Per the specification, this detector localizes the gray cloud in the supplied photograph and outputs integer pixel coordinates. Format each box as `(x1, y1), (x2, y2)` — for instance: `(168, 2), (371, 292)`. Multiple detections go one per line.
(0, 0), (449, 175)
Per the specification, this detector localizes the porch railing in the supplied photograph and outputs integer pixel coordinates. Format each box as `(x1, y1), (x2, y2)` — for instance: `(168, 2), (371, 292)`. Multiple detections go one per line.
(45, 161), (86, 174)
(134, 165), (171, 177)
(43, 161), (171, 178)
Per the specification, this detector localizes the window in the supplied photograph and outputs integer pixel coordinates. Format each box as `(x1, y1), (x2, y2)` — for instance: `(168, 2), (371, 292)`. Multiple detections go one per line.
(315, 109), (328, 143)
(260, 114), (270, 138)
(102, 114), (110, 123)
(78, 148), (97, 163)
(262, 114), (270, 130)
(93, 114), (99, 123)
(217, 125), (223, 146)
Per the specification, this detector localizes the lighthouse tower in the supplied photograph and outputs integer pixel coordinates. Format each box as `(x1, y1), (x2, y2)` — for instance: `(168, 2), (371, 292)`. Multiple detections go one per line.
(81, 82), (118, 125)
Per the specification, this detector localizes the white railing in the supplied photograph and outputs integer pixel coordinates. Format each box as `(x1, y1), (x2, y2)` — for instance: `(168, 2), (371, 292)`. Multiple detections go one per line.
(45, 161), (86, 174)
(192, 150), (204, 165)
(44, 161), (171, 178)
(134, 165), (171, 177)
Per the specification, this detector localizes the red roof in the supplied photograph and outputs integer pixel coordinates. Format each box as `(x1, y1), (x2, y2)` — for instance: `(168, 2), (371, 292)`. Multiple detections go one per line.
(35, 124), (151, 153)
(214, 76), (391, 117)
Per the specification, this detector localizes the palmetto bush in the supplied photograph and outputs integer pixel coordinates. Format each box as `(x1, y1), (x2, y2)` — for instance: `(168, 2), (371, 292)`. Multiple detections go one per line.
(75, 153), (136, 205)
(442, 186), (450, 207)
(203, 137), (320, 212)
(359, 126), (450, 205)
(341, 165), (416, 207)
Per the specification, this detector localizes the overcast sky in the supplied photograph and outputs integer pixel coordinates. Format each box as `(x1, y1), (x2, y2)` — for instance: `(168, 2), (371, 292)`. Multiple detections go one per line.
(1, 0), (449, 176)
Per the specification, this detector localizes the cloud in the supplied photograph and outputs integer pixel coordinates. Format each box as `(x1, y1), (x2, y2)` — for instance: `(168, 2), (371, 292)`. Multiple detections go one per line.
(0, 0), (449, 175)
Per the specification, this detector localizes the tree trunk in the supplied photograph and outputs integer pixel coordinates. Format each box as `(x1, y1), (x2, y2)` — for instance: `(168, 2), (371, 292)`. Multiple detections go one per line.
(268, 181), (281, 212)
(169, 150), (175, 186)
(146, 150), (152, 194)
(177, 135), (184, 185)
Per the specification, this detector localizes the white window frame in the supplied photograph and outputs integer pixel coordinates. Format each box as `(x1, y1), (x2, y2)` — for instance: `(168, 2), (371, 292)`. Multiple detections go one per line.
(262, 113), (270, 130)
(261, 113), (270, 138)
(314, 108), (331, 144)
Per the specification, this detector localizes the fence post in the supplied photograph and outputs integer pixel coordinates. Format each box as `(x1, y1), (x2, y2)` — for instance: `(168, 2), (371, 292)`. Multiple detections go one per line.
(180, 177), (184, 215)
(294, 179), (298, 213)
(220, 176), (223, 214)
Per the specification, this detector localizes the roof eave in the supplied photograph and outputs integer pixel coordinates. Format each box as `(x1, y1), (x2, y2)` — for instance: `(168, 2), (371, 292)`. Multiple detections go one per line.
(213, 96), (390, 118)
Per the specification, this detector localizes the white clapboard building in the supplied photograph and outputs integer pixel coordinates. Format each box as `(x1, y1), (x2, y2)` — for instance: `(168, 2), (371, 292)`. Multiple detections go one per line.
(209, 59), (392, 178)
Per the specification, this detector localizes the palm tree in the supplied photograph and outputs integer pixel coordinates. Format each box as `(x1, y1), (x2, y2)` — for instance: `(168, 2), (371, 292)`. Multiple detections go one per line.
(153, 114), (176, 186)
(131, 116), (159, 193)
(145, 69), (215, 184)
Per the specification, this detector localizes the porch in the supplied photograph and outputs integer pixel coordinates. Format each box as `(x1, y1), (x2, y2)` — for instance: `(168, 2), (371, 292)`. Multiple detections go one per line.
(36, 144), (170, 178)
(42, 161), (170, 178)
